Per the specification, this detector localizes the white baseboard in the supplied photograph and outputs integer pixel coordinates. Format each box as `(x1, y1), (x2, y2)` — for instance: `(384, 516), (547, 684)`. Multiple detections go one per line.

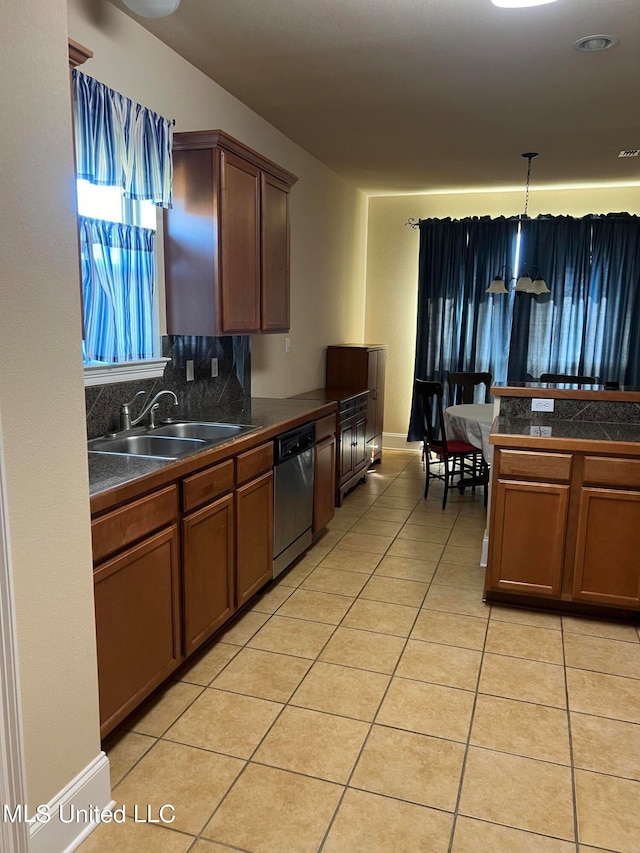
(382, 433), (422, 451)
(29, 752), (112, 853)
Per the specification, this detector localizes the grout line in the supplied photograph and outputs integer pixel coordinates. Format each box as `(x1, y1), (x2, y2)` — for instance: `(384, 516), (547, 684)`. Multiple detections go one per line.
(447, 601), (491, 852)
(561, 613), (582, 851)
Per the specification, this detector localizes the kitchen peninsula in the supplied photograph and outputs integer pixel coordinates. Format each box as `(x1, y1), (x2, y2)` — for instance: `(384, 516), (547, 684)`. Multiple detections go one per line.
(486, 383), (640, 618)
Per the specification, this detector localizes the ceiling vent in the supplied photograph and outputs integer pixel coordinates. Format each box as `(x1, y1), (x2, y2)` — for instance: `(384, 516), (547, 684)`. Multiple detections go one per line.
(618, 150), (640, 158)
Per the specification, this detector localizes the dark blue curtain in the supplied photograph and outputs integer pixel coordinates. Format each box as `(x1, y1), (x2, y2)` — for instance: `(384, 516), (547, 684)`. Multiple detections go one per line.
(409, 212), (640, 441)
(511, 213), (640, 385)
(408, 216), (519, 441)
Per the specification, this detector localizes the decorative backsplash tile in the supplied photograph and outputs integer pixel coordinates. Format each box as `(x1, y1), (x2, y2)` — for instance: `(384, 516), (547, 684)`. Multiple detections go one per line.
(85, 335), (251, 439)
(499, 396), (640, 423)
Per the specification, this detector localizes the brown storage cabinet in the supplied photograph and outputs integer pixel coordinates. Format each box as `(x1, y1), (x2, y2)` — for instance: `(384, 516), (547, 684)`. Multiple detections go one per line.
(336, 392), (368, 505)
(486, 445), (640, 612)
(326, 345), (386, 463)
(164, 130), (297, 336)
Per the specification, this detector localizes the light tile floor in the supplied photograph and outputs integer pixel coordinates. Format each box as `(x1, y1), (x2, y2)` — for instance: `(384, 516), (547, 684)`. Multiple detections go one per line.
(80, 450), (640, 853)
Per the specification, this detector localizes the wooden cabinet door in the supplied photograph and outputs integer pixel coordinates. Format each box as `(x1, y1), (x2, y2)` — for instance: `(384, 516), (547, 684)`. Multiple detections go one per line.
(373, 348), (386, 439)
(219, 150), (261, 333)
(313, 435), (336, 534)
(572, 487), (640, 608)
(354, 417), (367, 470)
(93, 525), (181, 737)
(261, 173), (290, 331)
(365, 350), (378, 446)
(236, 470), (274, 606)
(182, 493), (235, 655)
(488, 480), (569, 597)
(339, 423), (354, 481)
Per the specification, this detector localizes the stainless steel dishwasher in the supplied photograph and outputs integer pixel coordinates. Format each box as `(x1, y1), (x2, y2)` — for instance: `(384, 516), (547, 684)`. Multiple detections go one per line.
(273, 422), (315, 577)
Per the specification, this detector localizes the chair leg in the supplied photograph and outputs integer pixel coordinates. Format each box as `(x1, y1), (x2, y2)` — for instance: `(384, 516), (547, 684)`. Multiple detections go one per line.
(424, 454), (430, 499)
(442, 458), (449, 510)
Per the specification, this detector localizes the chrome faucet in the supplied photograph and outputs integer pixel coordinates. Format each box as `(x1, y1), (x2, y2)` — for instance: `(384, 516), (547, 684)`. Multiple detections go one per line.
(119, 390), (178, 431)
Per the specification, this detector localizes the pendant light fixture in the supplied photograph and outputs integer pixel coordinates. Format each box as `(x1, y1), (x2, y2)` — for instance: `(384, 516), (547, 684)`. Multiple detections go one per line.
(486, 152), (550, 295)
(123, 0), (181, 18)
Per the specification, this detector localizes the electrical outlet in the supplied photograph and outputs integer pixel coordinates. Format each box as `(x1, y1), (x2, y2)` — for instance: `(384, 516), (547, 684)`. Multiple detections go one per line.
(529, 425), (541, 436)
(285, 337), (291, 354)
(186, 359), (194, 382)
(540, 426), (553, 437)
(531, 397), (554, 412)
(211, 358), (218, 378)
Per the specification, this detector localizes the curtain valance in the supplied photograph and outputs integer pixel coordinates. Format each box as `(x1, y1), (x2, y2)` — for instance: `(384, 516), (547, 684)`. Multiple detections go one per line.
(72, 69), (173, 208)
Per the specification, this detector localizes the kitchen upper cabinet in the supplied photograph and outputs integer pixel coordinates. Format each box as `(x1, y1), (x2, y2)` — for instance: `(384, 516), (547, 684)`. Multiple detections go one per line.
(164, 130), (297, 336)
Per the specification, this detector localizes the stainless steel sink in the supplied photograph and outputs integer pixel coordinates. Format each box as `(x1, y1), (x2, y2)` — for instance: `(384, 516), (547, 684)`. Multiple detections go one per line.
(151, 422), (256, 441)
(88, 421), (258, 458)
(88, 434), (207, 459)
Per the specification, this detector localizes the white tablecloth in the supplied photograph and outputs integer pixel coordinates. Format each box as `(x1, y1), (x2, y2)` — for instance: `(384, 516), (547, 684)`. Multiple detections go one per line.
(444, 403), (495, 464)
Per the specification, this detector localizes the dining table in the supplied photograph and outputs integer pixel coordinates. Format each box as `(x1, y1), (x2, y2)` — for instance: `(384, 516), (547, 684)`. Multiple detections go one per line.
(444, 402), (496, 466)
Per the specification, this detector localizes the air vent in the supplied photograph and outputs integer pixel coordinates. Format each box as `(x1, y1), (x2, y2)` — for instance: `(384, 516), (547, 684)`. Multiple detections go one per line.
(618, 150), (640, 158)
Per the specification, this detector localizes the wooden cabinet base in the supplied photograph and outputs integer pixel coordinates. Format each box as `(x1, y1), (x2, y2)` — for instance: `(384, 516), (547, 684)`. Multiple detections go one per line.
(484, 589), (640, 623)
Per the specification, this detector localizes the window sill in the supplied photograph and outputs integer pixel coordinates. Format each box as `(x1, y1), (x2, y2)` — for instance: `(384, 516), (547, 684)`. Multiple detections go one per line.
(84, 358), (170, 387)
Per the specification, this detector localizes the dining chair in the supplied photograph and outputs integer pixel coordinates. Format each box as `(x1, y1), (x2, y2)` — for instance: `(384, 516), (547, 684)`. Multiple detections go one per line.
(414, 379), (485, 510)
(539, 373), (598, 384)
(447, 371), (492, 405)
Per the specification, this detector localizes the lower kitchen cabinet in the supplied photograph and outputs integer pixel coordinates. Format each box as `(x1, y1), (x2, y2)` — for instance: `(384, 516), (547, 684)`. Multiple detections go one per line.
(314, 433), (336, 535)
(182, 493), (235, 655)
(93, 525), (181, 737)
(336, 392), (368, 505)
(573, 486), (640, 608)
(486, 445), (640, 613)
(489, 479), (569, 597)
(236, 469), (274, 606)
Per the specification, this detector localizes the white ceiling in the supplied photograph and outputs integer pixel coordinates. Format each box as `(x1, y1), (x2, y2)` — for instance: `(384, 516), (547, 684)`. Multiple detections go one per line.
(112, 0), (640, 193)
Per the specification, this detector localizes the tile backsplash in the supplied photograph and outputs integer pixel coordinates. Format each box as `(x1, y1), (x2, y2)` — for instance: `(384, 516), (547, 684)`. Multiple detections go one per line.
(85, 335), (251, 439)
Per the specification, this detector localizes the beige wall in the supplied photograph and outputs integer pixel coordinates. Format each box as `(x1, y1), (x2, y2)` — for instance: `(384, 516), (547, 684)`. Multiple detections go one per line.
(1, 1), (101, 807)
(365, 187), (640, 439)
(67, 0), (368, 398)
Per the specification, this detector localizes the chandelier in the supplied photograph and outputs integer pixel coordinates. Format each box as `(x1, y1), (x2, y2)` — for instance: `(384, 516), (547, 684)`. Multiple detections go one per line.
(486, 153), (550, 295)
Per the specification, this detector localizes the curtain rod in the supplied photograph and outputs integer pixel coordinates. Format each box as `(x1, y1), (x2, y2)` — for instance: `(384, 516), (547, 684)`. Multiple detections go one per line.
(406, 218), (420, 229)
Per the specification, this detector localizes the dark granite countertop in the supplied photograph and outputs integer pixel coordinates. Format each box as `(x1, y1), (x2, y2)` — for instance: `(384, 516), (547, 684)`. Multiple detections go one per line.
(88, 396), (336, 502)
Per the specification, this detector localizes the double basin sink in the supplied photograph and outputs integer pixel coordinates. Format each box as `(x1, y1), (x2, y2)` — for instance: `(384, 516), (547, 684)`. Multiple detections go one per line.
(88, 421), (257, 460)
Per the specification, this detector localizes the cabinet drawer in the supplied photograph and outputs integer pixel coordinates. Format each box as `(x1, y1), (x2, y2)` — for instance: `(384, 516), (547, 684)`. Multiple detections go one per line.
(583, 456), (640, 490)
(182, 459), (235, 513)
(339, 394), (368, 423)
(92, 485), (178, 564)
(236, 442), (274, 485)
(315, 414), (337, 443)
(498, 450), (572, 483)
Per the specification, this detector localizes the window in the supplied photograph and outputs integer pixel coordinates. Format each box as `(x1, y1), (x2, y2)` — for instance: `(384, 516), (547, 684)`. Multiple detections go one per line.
(71, 70), (173, 384)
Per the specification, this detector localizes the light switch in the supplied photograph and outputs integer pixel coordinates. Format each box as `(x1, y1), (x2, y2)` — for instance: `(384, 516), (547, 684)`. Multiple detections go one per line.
(285, 337), (291, 354)
(211, 358), (218, 378)
(186, 360), (194, 381)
